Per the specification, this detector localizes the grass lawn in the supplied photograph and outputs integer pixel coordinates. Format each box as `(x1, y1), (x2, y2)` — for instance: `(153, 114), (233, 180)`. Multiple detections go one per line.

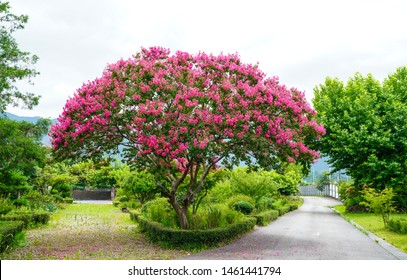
(0, 203), (190, 260)
(334, 205), (407, 253)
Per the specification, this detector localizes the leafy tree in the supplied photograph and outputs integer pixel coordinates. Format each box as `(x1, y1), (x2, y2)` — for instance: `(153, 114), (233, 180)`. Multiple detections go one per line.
(51, 47), (325, 229)
(68, 160), (96, 189)
(229, 167), (279, 201)
(316, 171), (331, 192)
(0, 117), (50, 197)
(121, 170), (159, 205)
(313, 67), (407, 209)
(273, 163), (303, 195)
(0, 1), (39, 112)
(32, 162), (75, 196)
(88, 164), (118, 189)
(360, 187), (395, 226)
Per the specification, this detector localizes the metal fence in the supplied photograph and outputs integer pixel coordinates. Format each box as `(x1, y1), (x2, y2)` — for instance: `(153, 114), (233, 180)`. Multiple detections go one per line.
(298, 184), (339, 199)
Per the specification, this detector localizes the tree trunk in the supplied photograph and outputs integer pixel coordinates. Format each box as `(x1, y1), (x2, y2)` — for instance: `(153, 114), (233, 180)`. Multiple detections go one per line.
(170, 199), (189, 229)
(176, 207), (189, 230)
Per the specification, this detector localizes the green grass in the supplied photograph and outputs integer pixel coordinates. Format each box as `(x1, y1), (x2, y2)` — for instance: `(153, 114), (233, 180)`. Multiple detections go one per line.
(0, 203), (190, 260)
(334, 205), (407, 253)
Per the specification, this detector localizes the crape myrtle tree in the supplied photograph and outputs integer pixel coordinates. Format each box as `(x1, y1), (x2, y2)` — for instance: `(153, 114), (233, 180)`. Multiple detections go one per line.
(50, 47), (325, 229)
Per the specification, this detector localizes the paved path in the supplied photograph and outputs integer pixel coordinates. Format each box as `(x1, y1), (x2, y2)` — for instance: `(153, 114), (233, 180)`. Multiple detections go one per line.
(182, 197), (397, 259)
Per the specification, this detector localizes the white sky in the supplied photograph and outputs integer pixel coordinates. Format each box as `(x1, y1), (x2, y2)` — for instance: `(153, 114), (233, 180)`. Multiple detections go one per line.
(7, 0), (407, 119)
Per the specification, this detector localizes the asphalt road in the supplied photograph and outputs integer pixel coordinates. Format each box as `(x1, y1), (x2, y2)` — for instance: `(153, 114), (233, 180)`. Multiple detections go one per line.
(182, 196), (397, 259)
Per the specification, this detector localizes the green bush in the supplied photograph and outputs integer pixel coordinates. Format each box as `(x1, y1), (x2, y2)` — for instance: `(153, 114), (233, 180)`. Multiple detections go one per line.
(43, 203), (58, 212)
(0, 211), (51, 228)
(271, 198), (287, 210)
(63, 198), (74, 204)
(12, 198), (29, 208)
(119, 196), (129, 202)
(226, 194), (255, 208)
(142, 197), (178, 228)
(232, 201), (254, 215)
(0, 200), (12, 215)
(186, 205), (244, 230)
(256, 197), (275, 212)
(187, 211), (208, 230)
(52, 194), (64, 203)
(388, 218), (407, 234)
(0, 220), (24, 252)
(229, 167), (279, 201)
(277, 205), (291, 216)
(286, 196), (303, 211)
(23, 190), (47, 209)
(129, 210), (140, 221)
(134, 214), (256, 248)
(252, 209), (279, 226)
(338, 183), (368, 212)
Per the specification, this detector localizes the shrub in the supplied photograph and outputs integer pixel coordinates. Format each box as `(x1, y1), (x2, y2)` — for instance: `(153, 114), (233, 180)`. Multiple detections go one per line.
(119, 196), (129, 202)
(286, 196), (303, 211)
(208, 180), (233, 203)
(52, 194), (64, 203)
(134, 214), (256, 248)
(360, 187), (396, 226)
(63, 198), (74, 204)
(271, 198), (287, 210)
(277, 205), (291, 216)
(43, 203), (58, 212)
(187, 211), (208, 230)
(0, 221), (24, 252)
(338, 183), (368, 212)
(388, 218), (407, 234)
(12, 198), (29, 208)
(226, 195), (255, 208)
(229, 167), (279, 201)
(206, 205), (223, 229)
(0, 200), (12, 215)
(252, 209), (279, 226)
(0, 211), (51, 228)
(256, 197), (275, 212)
(22, 190), (53, 210)
(142, 197), (178, 228)
(232, 201), (254, 215)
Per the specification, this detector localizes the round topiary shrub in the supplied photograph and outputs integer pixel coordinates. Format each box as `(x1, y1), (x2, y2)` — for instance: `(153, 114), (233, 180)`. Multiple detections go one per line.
(226, 194), (255, 208)
(232, 200), (254, 215)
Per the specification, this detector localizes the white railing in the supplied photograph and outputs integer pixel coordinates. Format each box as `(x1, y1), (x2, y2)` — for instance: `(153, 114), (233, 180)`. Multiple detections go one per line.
(298, 184), (339, 199)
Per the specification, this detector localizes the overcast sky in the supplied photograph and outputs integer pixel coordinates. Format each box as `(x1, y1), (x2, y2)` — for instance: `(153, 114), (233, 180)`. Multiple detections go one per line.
(7, 0), (407, 119)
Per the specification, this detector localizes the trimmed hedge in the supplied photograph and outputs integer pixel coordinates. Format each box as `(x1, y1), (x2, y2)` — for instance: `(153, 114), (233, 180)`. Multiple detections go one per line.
(63, 198), (74, 204)
(131, 211), (256, 247)
(277, 205), (291, 216)
(251, 209), (279, 226)
(0, 211), (51, 228)
(0, 221), (24, 253)
(388, 218), (407, 234)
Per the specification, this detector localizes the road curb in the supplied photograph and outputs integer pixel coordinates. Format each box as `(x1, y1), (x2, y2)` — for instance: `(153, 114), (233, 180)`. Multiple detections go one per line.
(332, 208), (407, 260)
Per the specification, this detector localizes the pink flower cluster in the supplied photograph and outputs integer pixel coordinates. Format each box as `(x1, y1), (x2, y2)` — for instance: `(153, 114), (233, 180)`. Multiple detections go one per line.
(50, 46), (325, 169)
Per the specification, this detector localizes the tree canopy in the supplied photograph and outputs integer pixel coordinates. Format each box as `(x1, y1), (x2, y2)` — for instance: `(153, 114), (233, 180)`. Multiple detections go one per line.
(51, 47), (325, 228)
(313, 66), (407, 209)
(0, 1), (39, 113)
(0, 117), (50, 197)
